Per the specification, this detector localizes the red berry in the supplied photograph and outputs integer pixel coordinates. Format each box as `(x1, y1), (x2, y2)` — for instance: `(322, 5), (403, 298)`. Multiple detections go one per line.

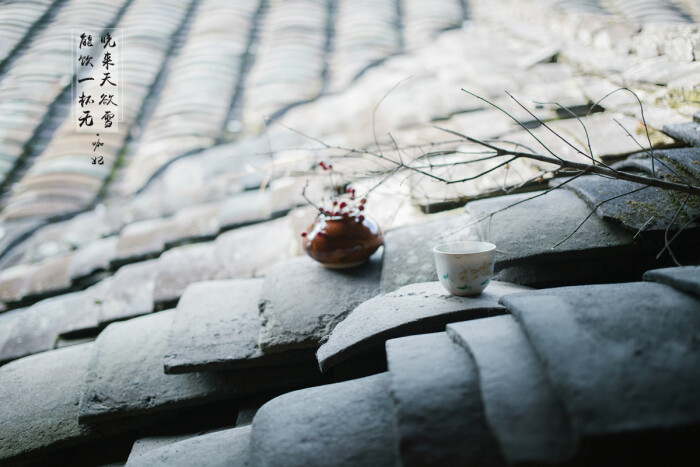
(325, 210), (332, 216)
(342, 212), (349, 218)
(339, 201), (347, 209)
(357, 215), (364, 222)
(328, 164), (333, 170)
(358, 205), (364, 211)
(360, 198), (367, 204)
(332, 200), (338, 206)
(319, 207), (324, 213)
(301, 232), (307, 237)
(317, 231), (327, 238)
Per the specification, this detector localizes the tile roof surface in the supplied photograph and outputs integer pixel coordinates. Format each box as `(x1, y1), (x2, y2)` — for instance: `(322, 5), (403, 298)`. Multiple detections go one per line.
(0, 0), (699, 464)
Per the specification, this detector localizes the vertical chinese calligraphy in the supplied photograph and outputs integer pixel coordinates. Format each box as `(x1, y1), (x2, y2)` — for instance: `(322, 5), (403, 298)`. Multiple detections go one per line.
(73, 28), (122, 166)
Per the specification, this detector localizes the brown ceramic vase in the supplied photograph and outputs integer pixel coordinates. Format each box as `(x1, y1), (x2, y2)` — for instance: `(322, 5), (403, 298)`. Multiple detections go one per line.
(302, 214), (383, 268)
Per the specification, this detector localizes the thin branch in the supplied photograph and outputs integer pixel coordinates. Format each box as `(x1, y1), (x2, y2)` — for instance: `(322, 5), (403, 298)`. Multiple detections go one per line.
(535, 100), (596, 162)
(612, 118), (692, 188)
(590, 87), (656, 177)
(274, 88), (698, 258)
(633, 216), (655, 239)
(387, 132), (405, 165)
(461, 88), (565, 162)
(374, 77), (412, 157)
(433, 125), (700, 196)
(439, 169), (593, 240)
(301, 180), (321, 212)
(507, 91), (611, 169)
(411, 153), (507, 169)
(551, 185), (649, 249)
(446, 157), (518, 184)
(657, 214), (697, 266)
(656, 193), (692, 264)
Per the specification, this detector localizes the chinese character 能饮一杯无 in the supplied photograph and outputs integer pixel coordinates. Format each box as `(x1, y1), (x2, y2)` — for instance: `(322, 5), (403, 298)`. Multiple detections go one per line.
(79, 33), (93, 49)
(78, 110), (93, 127)
(78, 55), (93, 67)
(78, 92), (94, 107)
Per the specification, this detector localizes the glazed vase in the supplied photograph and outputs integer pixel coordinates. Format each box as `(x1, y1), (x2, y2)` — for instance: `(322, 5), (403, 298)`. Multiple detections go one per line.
(302, 214), (383, 268)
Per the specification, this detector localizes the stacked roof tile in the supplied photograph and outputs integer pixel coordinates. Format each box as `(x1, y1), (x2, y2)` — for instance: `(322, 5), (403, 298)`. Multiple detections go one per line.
(0, 0), (698, 464)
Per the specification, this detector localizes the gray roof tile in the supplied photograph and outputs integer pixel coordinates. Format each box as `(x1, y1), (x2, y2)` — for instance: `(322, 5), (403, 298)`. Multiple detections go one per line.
(218, 190), (275, 231)
(662, 122), (700, 147)
(644, 265), (700, 297)
(18, 221), (74, 263)
(447, 315), (576, 465)
(464, 189), (671, 286)
(501, 282), (700, 437)
(126, 426), (252, 467)
(212, 216), (295, 280)
(386, 332), (504, 466)
(88, 259), (160, 325)
(164, 279), (314, 374)
(654, 147), (700, 180)
(0, 344), (95, 462)
(62, 208), (121, 248)
(0, 262), (34, 303)
(250, 373), (399, 467)
(317, 280), (530, 372)
(166, 203), (220, 246)
(0, 1), (697, 463)
(153, 243), (218, 305)
(68, 236), (118, 281)
(126, 434), (198, 465)
(258, 253), (382, 354)
(23, 252), (74, 299)
(563, 174), (695, 232)
(0, 218), (44, 264)
(79, 310), (322, 424)
(114, 218), (175, 265)
(0, 307), (24, 359)
(0, 292), (97, 364)
(561, 150), (700, 233)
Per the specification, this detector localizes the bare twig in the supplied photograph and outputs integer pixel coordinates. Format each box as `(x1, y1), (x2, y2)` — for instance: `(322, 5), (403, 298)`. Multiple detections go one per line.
(438, 169), (593, 240)
(551, 185), (649, 249)
(534, 100), (596, 162)
(507, 92), (614, 170)
(656, 193), (692, 265)
(461, 88), (565, 163)
(633, 216), (655, 239)
(373, 77), (412, 158)
(612, 118), (692, 188)
(273, 88), (697, 254)
(433, 125), (700, 196)
(301, 180), (321, 211)
(590, 87), (656, 177)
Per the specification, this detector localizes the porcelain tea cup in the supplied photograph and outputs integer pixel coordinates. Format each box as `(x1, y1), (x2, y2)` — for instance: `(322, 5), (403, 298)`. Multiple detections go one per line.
(433, 241), (496, 296)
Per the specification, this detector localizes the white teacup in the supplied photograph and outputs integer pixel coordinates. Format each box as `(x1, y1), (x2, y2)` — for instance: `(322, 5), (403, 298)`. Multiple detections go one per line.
(433, 241), (496, 296)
